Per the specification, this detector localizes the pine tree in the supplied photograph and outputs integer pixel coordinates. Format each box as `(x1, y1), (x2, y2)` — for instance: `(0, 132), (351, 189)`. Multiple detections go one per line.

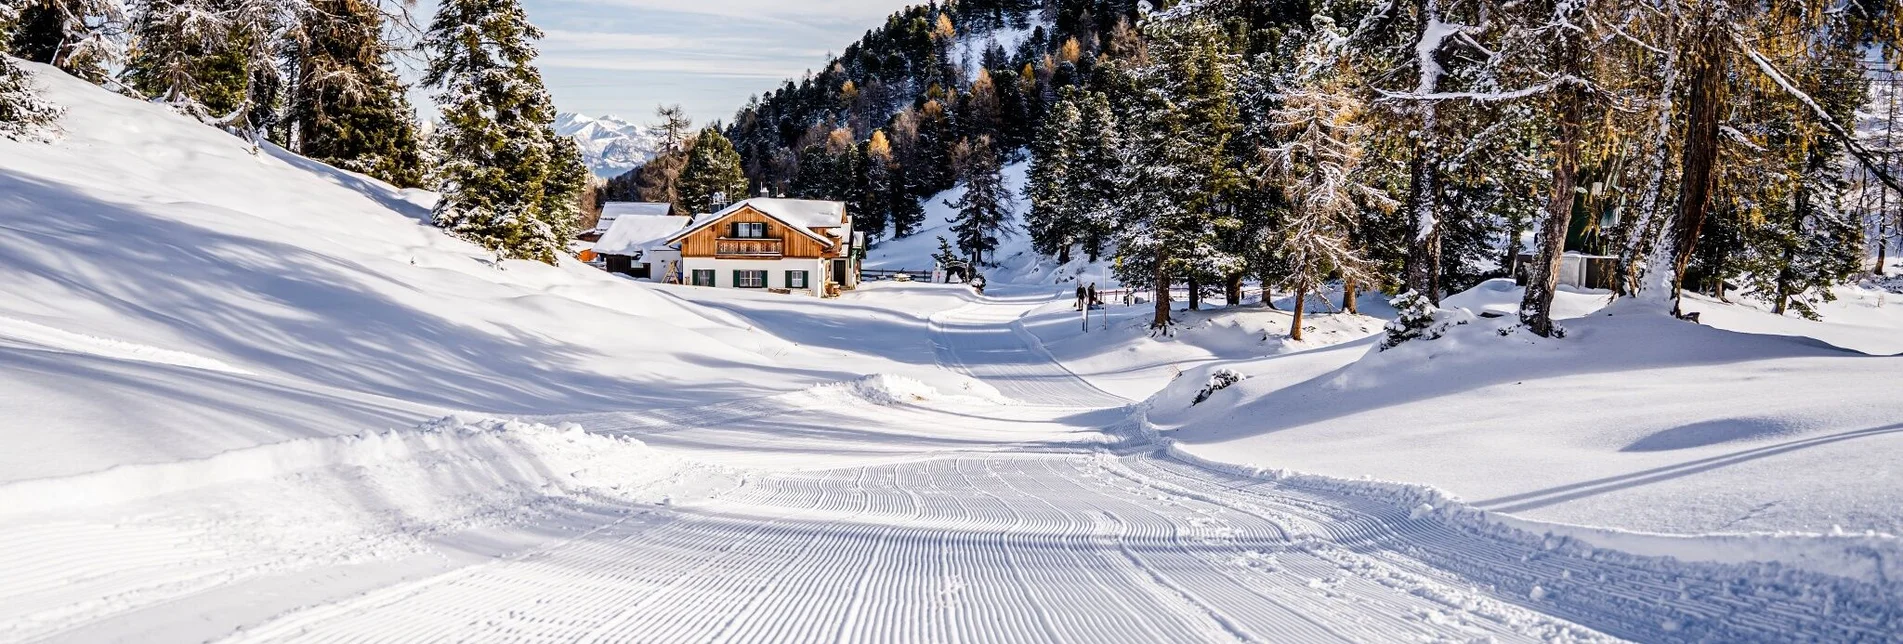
(677, 127), (749, 214)
(287, 0), (425, 187)
(945, 135), (1010, 266)
(5, 0), (125, 81)
(422, 0), (576, 264)
(0, 53), (61, 139)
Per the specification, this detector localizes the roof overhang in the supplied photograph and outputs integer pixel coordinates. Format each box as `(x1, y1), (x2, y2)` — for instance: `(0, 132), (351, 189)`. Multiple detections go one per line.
(664, 203), (839, 248)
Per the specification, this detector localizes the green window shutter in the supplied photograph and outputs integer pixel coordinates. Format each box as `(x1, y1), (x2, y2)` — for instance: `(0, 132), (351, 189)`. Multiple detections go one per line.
(732, 270), (739, 287)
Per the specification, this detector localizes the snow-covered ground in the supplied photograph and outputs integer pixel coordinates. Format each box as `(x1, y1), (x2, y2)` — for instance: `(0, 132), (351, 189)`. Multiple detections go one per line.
(3, 59), (1901, 641)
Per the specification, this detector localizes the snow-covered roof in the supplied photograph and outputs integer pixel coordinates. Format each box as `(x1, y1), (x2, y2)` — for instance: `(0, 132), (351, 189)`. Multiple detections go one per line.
(665, 199), (847, 247)
(593, 214), (691, 256)
(593, 202), (672, 235)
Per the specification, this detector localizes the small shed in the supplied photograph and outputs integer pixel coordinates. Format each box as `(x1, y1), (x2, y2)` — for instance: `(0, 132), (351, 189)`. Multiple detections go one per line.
(1515, 252), (1619, 290)
(594, 212), (691, 280)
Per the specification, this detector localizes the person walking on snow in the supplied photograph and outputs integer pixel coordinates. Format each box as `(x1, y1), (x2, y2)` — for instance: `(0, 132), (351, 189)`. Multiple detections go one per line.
(1076, 284), (1087, 311)
(1087, 283), (1098, 309)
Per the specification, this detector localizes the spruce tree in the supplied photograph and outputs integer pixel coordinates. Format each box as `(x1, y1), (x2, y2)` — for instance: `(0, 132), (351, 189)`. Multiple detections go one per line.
(5, 0), (124, 81)
(945, 136), (1010, 266)
(1072, 91), (1123, 262)
(860, 129), (897, 238)
(422, 0), (578, 264)
(1025, 88), (1080, 262)
(677, 127), (749, 214)
(288, 0), (426, 187)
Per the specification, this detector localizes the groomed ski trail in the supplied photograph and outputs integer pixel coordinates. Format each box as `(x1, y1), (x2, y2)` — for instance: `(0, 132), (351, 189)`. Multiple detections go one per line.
(78, 293), (1893, 643)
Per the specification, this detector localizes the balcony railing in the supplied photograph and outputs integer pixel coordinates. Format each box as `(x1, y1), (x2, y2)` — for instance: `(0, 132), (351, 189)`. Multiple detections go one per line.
(716, 237), (784, 257)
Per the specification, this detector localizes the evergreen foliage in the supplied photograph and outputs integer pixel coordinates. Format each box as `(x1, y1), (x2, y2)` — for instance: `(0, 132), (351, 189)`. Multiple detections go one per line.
(286, 0), (426, 187)
(944, 135), (1010, 265)
(0, 53), (61, 138)
(421, 0), (582, 265)
(676, 127), (749, 214)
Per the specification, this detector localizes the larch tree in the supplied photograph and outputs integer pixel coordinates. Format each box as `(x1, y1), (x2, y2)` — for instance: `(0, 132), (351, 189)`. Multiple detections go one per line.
(860, 129), (897, 239)
(1260, 16), (1390, 341)
(652, 103), (691, 154)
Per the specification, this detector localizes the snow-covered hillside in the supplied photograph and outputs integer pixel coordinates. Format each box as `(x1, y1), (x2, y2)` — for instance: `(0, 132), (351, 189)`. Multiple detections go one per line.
(5, 58), (1900, 643)
(865, 161), (1118, 286)
(554, 112), (662, 178)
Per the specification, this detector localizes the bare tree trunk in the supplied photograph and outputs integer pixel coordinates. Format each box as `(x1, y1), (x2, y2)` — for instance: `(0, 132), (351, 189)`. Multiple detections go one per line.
(1617, 49), (1680, 297)
(1664, 12), (1729, 314)
(1402, 0), (1447, 304)
(1188, 275), (1201, 311)
(1291, 289), (1307, 341)
(1151, 252), (1171, 329)
(1521, 80), (1585, 338)
(1342, 276), (1358, 314)
(1225, 273), (1243, 306)
(1404, 145), (1442, 304)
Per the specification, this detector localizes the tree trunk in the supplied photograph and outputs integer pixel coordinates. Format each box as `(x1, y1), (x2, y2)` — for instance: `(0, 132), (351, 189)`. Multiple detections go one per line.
(1664, 11), (1729, 313)
(1403, 141), (1442, 303)
(1521, 81), (1584, 338)
(1616, 49), (1680, 297)
(1291, 289), (1307, 341)
(1225, 273), (1243, 306)
(1342, 276), (1358, 315)
(1188, 276), (1201, 311)
(1057, 242), (1071, 264)
(1151, 252), (1171, 329)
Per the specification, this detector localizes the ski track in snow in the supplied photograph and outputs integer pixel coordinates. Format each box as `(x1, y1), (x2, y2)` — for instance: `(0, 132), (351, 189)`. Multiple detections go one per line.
(11, 294), (1896, 643)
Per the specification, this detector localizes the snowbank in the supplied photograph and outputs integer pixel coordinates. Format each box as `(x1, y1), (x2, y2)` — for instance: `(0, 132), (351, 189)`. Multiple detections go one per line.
(1154, 436), (1903, 586)
(0, 416), (689, 518)
(1148, 285), (1903, 537)
(802, 374), (1016, 407)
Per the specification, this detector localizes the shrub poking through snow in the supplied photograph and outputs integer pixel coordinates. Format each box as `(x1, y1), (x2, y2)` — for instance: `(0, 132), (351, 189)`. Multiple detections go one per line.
(1192, 369), (1245, 405)
(1382, 291), (1472, 349)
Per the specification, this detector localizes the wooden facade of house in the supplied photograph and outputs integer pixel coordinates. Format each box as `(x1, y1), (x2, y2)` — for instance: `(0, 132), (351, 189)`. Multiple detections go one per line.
(675, 207), (843, 260)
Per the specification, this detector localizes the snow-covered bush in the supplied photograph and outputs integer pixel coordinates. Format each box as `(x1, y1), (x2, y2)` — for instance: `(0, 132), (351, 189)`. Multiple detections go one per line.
(1382, 291), (1472, 350)
(1192, 369), (1245, 405)
(0, 57), (61, 140)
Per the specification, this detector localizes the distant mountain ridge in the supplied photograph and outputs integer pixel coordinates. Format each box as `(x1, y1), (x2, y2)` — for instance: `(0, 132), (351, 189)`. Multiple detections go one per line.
(554, 113), (663, 179)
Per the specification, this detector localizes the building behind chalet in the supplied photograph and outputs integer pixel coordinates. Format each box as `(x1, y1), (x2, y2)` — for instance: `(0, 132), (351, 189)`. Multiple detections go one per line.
(592, 208), (690, 280)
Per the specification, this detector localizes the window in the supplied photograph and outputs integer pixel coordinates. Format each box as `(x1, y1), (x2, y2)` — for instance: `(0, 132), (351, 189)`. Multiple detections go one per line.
(731, 222), (768, 238)
(734, 270), (767, 289)
(691, 269), (715, 287)
(786, 270), (809, 289)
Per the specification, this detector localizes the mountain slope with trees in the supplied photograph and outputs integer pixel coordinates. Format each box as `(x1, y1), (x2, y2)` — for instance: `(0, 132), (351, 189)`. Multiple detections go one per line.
(711, 0), (1901, 341)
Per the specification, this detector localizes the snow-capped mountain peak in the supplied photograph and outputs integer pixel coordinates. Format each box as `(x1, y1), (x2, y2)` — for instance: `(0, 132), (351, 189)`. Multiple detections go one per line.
(555, 112), (663, 179)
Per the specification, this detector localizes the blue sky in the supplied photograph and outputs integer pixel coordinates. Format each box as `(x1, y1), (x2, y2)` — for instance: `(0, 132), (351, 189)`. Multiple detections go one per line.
(410, 0), (917, 127)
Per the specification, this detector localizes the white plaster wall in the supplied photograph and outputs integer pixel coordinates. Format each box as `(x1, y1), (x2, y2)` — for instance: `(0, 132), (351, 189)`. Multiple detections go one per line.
(682, 257), (826, 296)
